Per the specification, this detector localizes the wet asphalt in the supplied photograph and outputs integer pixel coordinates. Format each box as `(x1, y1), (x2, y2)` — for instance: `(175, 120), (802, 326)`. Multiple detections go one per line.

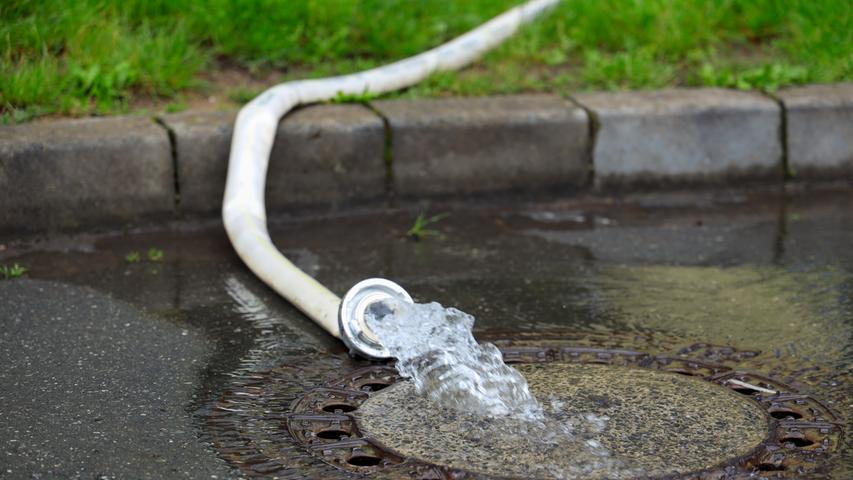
(0, 280), (235, 479)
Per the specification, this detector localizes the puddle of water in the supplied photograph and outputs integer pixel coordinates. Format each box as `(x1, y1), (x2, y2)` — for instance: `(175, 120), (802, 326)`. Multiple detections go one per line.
(1, 186), (851, 478)
(593, 264), (852, 365)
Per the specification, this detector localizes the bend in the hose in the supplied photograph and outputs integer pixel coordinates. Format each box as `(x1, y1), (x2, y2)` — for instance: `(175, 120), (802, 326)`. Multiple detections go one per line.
(222, 0), (561, 352)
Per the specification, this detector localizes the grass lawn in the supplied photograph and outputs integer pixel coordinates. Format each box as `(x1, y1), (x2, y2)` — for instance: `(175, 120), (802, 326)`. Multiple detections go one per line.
(2, 0), (851, 123)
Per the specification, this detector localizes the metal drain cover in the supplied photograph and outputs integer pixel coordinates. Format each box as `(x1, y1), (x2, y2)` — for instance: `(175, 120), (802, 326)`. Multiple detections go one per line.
(207, 338), (843, 478)
(356, 363), (768, 479)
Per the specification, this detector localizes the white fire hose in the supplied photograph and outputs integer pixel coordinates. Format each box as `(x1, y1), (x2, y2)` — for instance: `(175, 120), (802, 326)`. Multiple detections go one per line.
(222, 0), (561, 359)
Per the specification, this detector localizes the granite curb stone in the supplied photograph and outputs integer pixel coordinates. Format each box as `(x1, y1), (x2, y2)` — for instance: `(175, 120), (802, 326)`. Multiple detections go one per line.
(161, 104), (385, 215)
(372, 94), (590, 196)
(0, 116), (173, 233)
(2, 86), (851, 233)
(777, 83), (853, 177)
(573, 88), (783, 186)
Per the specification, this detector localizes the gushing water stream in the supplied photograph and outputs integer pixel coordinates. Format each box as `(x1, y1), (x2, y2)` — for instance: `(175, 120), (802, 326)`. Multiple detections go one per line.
(366, 298), (544, 419)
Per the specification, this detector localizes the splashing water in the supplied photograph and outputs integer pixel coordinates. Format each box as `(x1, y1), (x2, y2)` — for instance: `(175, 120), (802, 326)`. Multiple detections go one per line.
(366, 298), (543, 420)
(365, 298), (637, 478)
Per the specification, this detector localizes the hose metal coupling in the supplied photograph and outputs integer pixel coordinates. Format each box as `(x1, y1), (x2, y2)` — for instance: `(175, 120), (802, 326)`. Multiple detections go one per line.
(339, 278), (413, 360)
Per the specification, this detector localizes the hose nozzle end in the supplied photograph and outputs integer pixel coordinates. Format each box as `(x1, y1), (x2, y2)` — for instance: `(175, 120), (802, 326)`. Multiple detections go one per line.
(339, 278), (412, 360)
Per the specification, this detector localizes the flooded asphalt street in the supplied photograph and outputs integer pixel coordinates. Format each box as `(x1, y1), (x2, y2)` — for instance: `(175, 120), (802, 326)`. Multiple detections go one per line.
(1, 185), (851, 479)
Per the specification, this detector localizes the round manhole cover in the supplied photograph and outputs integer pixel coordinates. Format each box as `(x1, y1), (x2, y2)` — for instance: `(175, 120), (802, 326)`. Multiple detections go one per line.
(355, 363), (768, 479)
(206, 337), (843, 478)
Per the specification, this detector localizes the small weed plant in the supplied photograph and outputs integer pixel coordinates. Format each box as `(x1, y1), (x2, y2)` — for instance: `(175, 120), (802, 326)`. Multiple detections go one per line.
(0, 263), (28, 279)
(125, 248), (164, 263)
(407, 212), (449, 241)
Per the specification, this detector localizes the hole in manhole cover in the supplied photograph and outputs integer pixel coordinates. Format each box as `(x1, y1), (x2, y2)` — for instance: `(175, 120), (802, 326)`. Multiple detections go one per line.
(203, 337), (844, 478)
